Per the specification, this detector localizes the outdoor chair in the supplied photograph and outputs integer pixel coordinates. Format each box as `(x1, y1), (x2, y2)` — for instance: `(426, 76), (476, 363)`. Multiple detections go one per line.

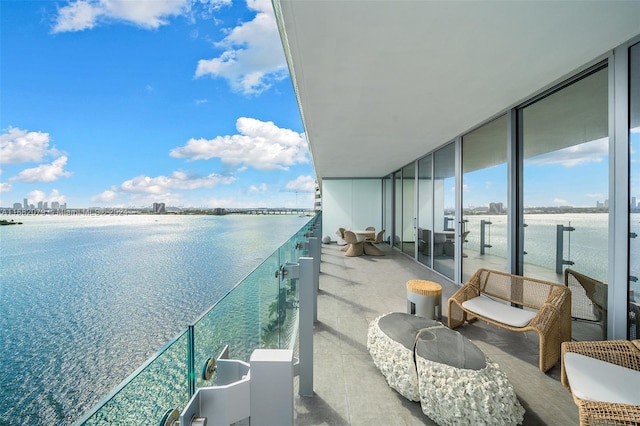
(564, 269), (607, 339)
(561, 339), (640, 425)
(343, 230), (364, 257)
(337, 227), (348, 249)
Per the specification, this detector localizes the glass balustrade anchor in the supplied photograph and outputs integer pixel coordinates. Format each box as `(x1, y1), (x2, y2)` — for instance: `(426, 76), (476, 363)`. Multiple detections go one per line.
(201, 358), (217, 381)
(275, 263), (300, 279)
(159, 408), (180, 426)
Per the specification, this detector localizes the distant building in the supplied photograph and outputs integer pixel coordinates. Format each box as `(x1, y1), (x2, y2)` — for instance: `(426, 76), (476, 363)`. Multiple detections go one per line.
(52, 201), (60, 209)
(489, 202), (504, 214)
(632, 196), (637, 209)
(23, 198), (28, 209)
(153, 202), (166, 213)
(13, 203), (22, 209)
(38, 201), (43, 209)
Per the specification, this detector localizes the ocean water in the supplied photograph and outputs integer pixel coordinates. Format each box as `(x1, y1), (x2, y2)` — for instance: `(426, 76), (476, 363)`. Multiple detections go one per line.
(0, 214), (310, 425)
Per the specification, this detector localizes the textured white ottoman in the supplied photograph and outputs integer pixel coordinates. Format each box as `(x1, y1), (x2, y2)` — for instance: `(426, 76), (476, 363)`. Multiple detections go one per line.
(367, 313), (524, 425)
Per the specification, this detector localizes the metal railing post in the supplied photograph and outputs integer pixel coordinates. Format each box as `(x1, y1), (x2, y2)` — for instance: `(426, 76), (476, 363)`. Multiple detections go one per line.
(309, 236), (320, 322)
(480, 219), (492, 255)
(187, 324), (196, 398)
(298, 257), (314, 397)
(556, 224), (575, 274)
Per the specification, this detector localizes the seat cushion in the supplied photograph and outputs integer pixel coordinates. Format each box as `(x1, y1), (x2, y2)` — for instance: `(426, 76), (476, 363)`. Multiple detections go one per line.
(462, 296), (536, 328)
(564, 352), (640, 405)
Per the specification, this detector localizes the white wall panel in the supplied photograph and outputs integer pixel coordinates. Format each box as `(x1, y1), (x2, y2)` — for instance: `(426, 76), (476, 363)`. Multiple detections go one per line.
(322, 179), (382, 241)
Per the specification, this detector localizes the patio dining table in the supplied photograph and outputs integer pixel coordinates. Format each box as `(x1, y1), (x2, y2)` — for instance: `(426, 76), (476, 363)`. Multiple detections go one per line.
(351, 229), (375, 242)
(350, 230), (384, 256)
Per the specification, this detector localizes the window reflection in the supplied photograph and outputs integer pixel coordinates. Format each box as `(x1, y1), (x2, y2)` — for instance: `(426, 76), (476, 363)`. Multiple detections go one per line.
(520, 66), (609, 341)
(418, 154), (433, 267)
(433, 142), (456, 280)
(462, 115), (508, 282)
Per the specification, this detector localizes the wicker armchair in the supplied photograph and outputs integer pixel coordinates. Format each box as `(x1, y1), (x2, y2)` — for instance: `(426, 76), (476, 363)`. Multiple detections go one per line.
(561, 340), (640, 425)
(564, 269), (607, 339)
(449, 268), (572, 372)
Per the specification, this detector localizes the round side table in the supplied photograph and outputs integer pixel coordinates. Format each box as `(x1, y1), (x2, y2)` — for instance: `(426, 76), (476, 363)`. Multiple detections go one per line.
(406, 280), (442, 320)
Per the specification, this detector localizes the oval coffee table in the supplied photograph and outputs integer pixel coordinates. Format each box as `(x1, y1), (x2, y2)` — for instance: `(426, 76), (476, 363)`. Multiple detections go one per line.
(367, 312), (524, 425)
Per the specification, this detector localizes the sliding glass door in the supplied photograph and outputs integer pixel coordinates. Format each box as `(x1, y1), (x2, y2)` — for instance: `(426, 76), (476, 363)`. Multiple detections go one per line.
(629, 42), (640, 339)
(433, 142), (456, 280)
(461, 115), (508, 282)
(417, 154), (433, 267)
(519, 66), (609, 340)
(402, 162), (416, 256)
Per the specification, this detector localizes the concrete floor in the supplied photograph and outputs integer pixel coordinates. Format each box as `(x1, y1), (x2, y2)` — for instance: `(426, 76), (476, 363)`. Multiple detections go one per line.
(293, 242), (580, 425)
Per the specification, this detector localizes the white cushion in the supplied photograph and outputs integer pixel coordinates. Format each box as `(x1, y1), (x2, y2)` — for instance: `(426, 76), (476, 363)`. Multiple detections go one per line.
(462, 296), (536, 328)
(564, 352), (640, 405)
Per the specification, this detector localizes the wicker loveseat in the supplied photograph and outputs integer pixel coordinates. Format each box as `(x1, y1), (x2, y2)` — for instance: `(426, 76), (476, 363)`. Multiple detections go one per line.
(448, 268), (572, 372)
(561, 340), (640, 426)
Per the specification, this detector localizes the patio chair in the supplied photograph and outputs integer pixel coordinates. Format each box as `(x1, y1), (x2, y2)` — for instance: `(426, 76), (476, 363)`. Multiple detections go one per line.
(336, 227), (348, 249)
(564, 269), (607, 339)
(561, 339), (640, 426)
(373, 229), (385, 243)
(363, 226), (376, 241)
(343, 230), (364, 257)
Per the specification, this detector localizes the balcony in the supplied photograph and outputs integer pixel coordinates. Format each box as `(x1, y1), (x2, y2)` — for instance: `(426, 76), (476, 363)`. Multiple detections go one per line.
(298, 242), (579, 425)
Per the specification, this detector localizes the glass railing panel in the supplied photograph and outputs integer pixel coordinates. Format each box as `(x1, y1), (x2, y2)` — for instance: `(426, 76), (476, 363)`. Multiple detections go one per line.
(80, 330), (189, 425)
(277, 232), (304, 350)
(80, 213), (318, 424)
(522, 214), (608, 284)
(194, 248), (280, 390)
(461, 215), (508, 282)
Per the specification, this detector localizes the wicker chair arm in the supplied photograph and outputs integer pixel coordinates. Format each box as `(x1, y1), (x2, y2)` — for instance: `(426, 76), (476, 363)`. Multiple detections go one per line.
(528, 300), (560, 334)
(578, 400), (640, 425)
(449, 282), (480, 305)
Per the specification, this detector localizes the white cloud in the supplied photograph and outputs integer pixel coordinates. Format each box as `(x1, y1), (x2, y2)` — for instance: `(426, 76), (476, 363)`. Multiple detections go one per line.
(195, 0), (287, 95)
(249, 183), (268, 192)
(91, 189), (119, 203)
(52, 0), (194, 33)
(11, 156), (72, 183)
(27, 190), (46, 203)
(526, 137), (608, 167)
(0, 127), (56, 164)
(585, 193), (605, 198)
(26, 189), (66, 204)
(0, 182), (12, 192)
(553, 197), (568, 205)
(91, 170), (236, 206)
(285, 175), (316, 192)
(170, 117), (309, 170)
(120, 170), (235, 194)
(206, 197), (236, 208)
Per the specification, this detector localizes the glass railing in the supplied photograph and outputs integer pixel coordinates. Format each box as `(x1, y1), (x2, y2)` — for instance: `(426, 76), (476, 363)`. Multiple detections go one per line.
(76, 213), (320, 425)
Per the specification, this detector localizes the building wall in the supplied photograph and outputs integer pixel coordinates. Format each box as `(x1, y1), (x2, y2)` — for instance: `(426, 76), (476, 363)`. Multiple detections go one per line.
(322, 179), (382, 241)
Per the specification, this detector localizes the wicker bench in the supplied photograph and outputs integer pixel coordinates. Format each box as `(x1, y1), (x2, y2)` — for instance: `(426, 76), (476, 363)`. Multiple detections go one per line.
(448, 268), (572, 372)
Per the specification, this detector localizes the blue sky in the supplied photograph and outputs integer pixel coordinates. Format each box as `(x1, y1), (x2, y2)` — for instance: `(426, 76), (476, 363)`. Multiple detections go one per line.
(0, 0), (316, 209)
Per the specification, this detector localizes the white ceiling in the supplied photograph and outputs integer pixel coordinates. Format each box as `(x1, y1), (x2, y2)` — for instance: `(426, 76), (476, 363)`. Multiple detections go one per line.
(274, 1), (640, 183)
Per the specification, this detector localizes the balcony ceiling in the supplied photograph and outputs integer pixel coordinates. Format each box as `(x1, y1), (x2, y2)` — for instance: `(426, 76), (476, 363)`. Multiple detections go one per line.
(274, 1), (640, 183)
